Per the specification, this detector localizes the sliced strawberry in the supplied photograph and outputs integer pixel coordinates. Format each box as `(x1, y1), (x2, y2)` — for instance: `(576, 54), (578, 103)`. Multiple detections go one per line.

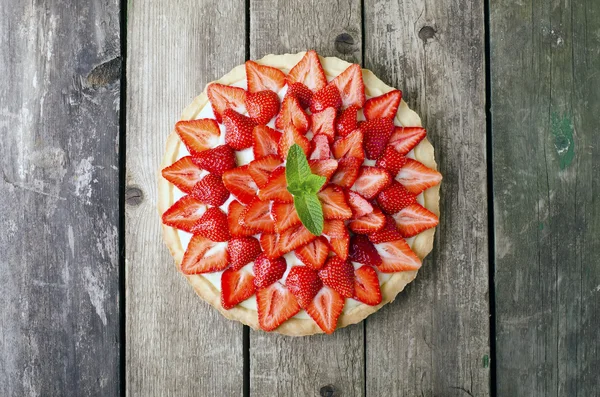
(245, 90), (280, 125)
(245, 60), (286, 93)
(277, 125), (310, 160)
(222, 165), (258, 204)
(206, 83), (247, 123)
(221, 268), (255, 309)
(247, 155), (282, 188)
(259, 233), (280, 258)
(162, 195), (206, 233)
(368, 214), (403, 243)
(181, 235), (229, 274)
(349, 205), (386, 234)
(336, 105), (359, 137)
(392, 203), (439, 237)
(191, 173), (230, 206)
(253, 253), (287, 289)
(388, 126), (427, 155)
(275, 96), (310, 133)
(375, 239), (421, 272)
(256, 282), (301, 331)
(227, 200), (255, 237)
(192, 144), (236, 175)
(286, 82), (313, 109)
(271, 202), (301, 233)
(295, 236), (329, 270)
(175, 119), (220, 155)
(376, 181), (416, 214)
(375, 146), (407, 176)
(309, 159), (338, 182)
(330, 157), (361, 188)
(396, 158), (443, 194)
(257, 166), (293, 203)
(252, 125), (282, 159)
(309, 84), (342, 113)
(277, 224), (317, 255)
(317, 185), (352, 220)
(361, 117), (395, 160)
(223, 109), (257, 150)
(309, 134), (331, 160)
(351, 166), (391, 200)
(286, 50), (327, 92)
(227, 236), (262, 271)
(322, 220), (349, 260)
(353, 266), (382, 306)
(190, 207), (230, 242)
(310, 107), (336, 142)
(318, 256), (355, 298)
(346, 190), (373, 218)
(348, 234), (382, 267)
(332, 128), (364, 161)
(286, 266), (323, 308)
(329, 235), (350, 260)
(306, 286), (345, 334)
(161, 156), (204, 194)
(363, 90), (402, 120)
(329, 64), (366, 109)
(241, 198), (275, 234)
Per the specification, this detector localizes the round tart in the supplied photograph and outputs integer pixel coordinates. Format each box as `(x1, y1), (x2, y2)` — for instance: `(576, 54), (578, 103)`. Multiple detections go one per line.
(158, 51), (441, 335)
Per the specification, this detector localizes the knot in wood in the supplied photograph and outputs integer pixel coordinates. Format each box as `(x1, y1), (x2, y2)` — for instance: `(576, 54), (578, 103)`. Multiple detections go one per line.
(87, 57), (121, 88)
(125, 186), (144, 206)
(418, 26), (436, 43)
(334, 33), (357, 55)
(319, 384), (339, 397)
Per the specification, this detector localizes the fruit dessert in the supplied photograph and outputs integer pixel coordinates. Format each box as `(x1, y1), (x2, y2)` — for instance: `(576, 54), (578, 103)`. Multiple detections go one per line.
(158, 51), (441, 335)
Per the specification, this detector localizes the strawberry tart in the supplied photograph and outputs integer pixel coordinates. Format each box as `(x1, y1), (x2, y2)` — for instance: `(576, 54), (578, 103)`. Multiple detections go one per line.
(158, 51), (441, 335)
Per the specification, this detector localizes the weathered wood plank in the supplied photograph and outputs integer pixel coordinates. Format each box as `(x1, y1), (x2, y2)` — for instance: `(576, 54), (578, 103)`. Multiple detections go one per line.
(364, 1), (490, 396)
(0, 1), (120, 396)
(125, 1), (245, 395)
(248, 1), (364, 396)
(491, 0), (600, 394)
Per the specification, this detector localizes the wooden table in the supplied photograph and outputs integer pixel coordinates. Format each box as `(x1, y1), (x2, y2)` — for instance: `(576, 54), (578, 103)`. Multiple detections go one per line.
(1, 0), (598, 395)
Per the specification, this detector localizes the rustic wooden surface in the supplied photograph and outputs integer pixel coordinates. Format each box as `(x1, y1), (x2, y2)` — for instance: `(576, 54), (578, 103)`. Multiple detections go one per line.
(490, 0), (600, 395)
(0, 0), (121, 396)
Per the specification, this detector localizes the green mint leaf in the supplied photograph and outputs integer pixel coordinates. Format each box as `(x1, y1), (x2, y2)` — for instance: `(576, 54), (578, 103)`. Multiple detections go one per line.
(293, 194), (324, 236)
(287, 181), (304, 196)
(302, 174), (326, 195)
(285, 144), (312, 187)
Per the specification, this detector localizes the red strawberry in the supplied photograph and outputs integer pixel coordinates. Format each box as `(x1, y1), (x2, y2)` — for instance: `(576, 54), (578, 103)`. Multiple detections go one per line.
(271, 202), (301, 233)
(363, 90), (402, 120)
(286, 266), (323, 308)
(191, 173), (230, 206)
(259, 233), (280, 258)
(161, 156), (204, 194)
(330, 236), (350, 261)
(286, 50), (327, 92)
(361, 117), (395, 159)
(368, 215), (403, 243)
(276, 96), (310, 133)
(392, 203), (439, 237)
(207, 83), (247, 123)
(332, 128), (364, 161)
(227, 200), (255, 237)
(257, 166), (293, 203)
(256, 282), (301, 331)
(309, 84), (342, 113)
(253, 254), (287, 289)
(346, 190), (373, 218)
(245, 90), (280, 125)
(162, 195), (206, 233)
(223, 109), (257, 150)
(306, 286), (345, 334)
(351, 166), (391, 200)
(286, 82), (313, 109)
(252, 125), (282, 159)
(318, 257), (355, 298)
(375, 239), (421, 272)
(322, 220), (349, 259)
(277, 224), (317, 255)
(192, 144), (236, 175)
(395, 158), (443, 194)
(227, 236), (262, 270)
(348, 205), (386, 234)
(310, 107), (336, 142)
(348, 234), (382, 267)
(336, 105), (359, 137)
(277, 126), (310, 160)
(190, 207), (230, 242)
(221, 268), (255, 309)
(245, 60), (286, 93)
(317, 185), (352, 220)
(180, 235), (229, 274)
(295, 236), (329, 270)
(353, 266), (382, 306)
(309, 134), (331, 160)
(375, 146), (407, 176)
(330, 64), (366, 109)
(222, 165), (258, 204)
(309, 159), (338, 182)
(388, 126), (427, 155)
(330, 157), (361, 188)
(376, 181), (416, 214)
(247, 155), (282, 188)
(241, 199), (275, 234)
(175, 119), (220, 154)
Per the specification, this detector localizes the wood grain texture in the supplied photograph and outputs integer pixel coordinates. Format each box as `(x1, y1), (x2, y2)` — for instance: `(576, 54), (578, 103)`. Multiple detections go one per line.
(248, 1), (365, 396)
(125, 1), (246, 395)
(364, 1), (490, 396)
(490, 0), (600, 394)
(0, 0), (120, 395)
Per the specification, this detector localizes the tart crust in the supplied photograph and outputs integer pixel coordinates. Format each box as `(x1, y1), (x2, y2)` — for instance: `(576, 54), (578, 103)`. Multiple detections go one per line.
(158, 52), (440, 336)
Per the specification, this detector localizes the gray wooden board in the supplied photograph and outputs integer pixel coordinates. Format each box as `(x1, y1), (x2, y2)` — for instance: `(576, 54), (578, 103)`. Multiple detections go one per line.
(248, 1), (365, 396)
(490, 0), (600, 394)
(125, 1), (246, 395)
(363, 1), (491, 396)
(0, 0), (121, 396)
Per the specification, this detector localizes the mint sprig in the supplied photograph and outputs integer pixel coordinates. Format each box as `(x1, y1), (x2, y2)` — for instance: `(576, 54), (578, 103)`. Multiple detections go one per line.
(286, 144), (326, 235)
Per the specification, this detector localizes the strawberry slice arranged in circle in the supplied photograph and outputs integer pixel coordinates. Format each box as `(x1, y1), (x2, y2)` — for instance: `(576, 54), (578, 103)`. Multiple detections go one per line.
(246, 90), (280, 125)
(271, 202), (301, 233)
(286, 82), (313, 109)
(222, 165), (258, 205)
(223, 109), (257, 150)
(252, 125), (281, 159)
(360, 117), (395, 160)
(207, 83), (247, 123)
(253, 254), (287, 289)
(221, 268), (256, 309)
(227, 200), (256, 237)
(175, 119), (221, 155)
(351, 166), (392, 200)
(309, 84), (342, 114)
(317, 185), (352, 220)
(162, 195), (206, 233)
(190, 207), (230, 242)
(241, 198), (275, 234)
(388, 126), (427, 155)
(192, 144), (236, 175)
(295, 236), (329, 270)
(227, 236), (262, 271)
(395, 158), (443, 195)
(191, 173), (230, 207)
(363, 89), (402, 120)
(318, 256), (355, 298)
(276, 95), (311, 133)
(375, 239), (421, 273)
(353, 266), (382, 306)
(348, 234), (382, 267)
(181, 235), (229, 275)
(329, 63), (366, 109)
(247, 154), (282, 188)
(311, 107), (336, 142)
(286, 50), (327, 93)
(245, 60), (286, 93)
(392, 203), (439, 238)
(306, 286), (345, 334)
(257, 282), (301, 332)
(286, 266), (323, 308)
(161, 156), (204, 194)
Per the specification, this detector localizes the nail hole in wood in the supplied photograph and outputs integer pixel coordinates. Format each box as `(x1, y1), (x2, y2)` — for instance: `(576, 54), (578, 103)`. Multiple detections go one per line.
(125, 186), (144, 206)
(334, 33), (356, 55)
(418, 26), (436, 43)
(87, 57), (121, 88)
(319, 384), (339, 397)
